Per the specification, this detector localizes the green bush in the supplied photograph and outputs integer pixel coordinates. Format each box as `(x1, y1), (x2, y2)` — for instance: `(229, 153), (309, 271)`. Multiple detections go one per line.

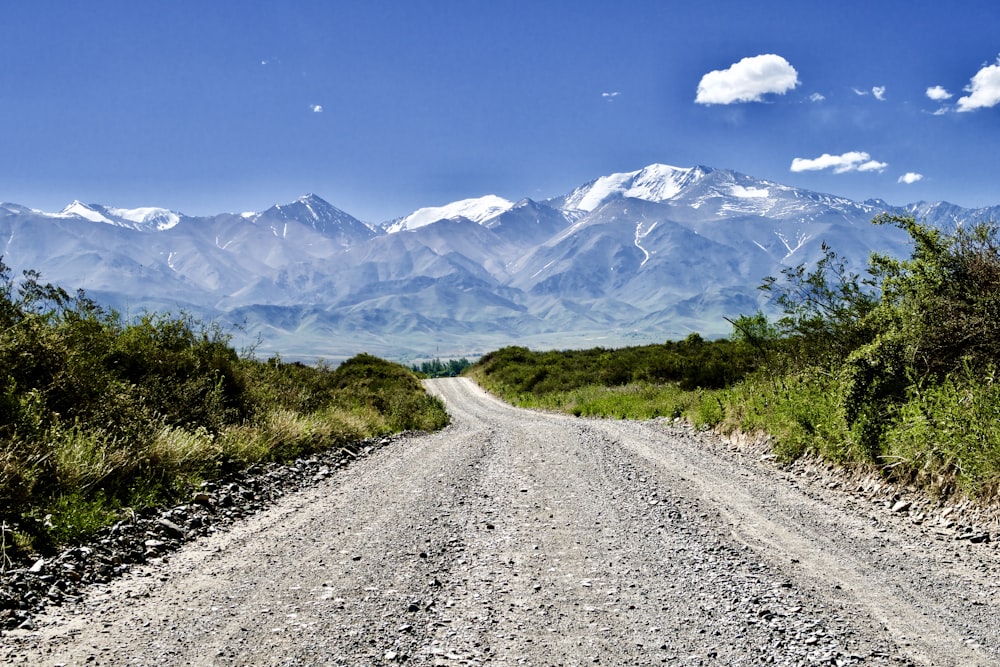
(472, 336), (759, 401)
(732, 215), (1000, 496)
(0, 260), (449, 557)
(469, 336), (761, 426)
(411, 357), (472, 378)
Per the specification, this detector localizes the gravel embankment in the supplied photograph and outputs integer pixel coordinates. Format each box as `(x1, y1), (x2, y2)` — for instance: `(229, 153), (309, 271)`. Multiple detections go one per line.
(3, 377), (998, 665)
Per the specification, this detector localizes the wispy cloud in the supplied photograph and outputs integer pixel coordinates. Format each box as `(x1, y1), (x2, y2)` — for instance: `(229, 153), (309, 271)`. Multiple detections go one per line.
(310, 104), (324, 113)
(898, 172), (924, 184)
(926, 85), (952, 101)
(602, 91), (621, 100)
(851, 86), (886, 101)
(809, 92), (826, 102)
(695, 54), (799, 105)
(790, 151), (888, 174)
(957, 56), (1000, 112)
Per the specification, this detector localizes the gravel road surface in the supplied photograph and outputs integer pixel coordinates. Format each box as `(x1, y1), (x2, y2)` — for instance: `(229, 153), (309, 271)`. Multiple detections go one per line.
(4, 377), (999, 666)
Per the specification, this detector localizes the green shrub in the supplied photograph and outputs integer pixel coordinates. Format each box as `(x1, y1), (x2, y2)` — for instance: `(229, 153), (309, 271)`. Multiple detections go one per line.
(884, 366), (1000, 497)
(731, 214), (1000, 496)
(0, 259), (449, 556)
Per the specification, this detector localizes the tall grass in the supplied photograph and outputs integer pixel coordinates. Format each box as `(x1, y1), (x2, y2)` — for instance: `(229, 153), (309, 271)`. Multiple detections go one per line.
(883, 367), (1000, 497)
(715, 368), (849, 462)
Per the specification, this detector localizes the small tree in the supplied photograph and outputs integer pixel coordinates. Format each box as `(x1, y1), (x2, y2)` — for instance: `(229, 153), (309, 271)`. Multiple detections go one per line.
(759, 242), (880, 365)
(868, 213), (1000, 378)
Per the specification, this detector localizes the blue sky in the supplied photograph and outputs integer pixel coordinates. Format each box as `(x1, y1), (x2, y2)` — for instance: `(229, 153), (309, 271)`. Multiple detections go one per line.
(3, 1), (1000, 222)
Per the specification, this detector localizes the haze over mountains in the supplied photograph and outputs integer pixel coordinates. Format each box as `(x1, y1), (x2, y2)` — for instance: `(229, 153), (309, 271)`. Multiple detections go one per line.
(2, 164), (998, 361)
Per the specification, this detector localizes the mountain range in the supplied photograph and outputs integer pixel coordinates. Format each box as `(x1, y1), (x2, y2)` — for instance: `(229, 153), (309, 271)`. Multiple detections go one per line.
(2, 164), (998, 362)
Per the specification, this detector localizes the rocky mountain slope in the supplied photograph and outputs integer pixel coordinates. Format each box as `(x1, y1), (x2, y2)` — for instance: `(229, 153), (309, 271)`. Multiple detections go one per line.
(2, 165), (998, 360)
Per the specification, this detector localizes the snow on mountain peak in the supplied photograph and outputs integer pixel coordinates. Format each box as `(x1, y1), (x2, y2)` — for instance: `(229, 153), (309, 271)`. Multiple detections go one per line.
(107, 206), (181, 230)
(729, 184), (770, 199)
(387, 195), (515, 233)
(257, 194), (376, 244)
(269, 194), (367, 226)
(561, 164), (708, 212)
(58, 201), (115, 224)
(52, 201), (181, 230)
(294, 193), (326, 217)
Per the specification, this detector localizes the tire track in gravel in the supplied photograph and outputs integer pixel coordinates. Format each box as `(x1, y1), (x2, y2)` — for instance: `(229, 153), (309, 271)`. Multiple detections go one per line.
(4, 377), (997, 666)
(584, 417), (999, 665)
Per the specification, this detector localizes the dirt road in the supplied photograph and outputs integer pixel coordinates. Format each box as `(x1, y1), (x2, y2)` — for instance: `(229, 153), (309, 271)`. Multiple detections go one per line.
(5, 377), (999, 665)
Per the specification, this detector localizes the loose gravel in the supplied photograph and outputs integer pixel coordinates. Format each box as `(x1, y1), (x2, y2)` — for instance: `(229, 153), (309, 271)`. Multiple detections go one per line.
(3, 377), (999, 666)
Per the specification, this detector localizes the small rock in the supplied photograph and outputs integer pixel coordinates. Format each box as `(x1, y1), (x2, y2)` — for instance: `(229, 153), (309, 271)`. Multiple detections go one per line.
(891, 500), (911, 513)
(957, 532), (991, 543)
(144, 539), (166, 551)
(157, 518), (186, 539)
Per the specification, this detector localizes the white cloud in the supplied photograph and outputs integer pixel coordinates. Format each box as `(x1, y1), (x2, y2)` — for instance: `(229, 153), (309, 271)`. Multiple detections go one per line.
(695, 54), (799, 105)
(790, 151), (888, 174)
(852, 86), (886, 100)
(957, 56), (1000, 111)
(310, 104), (323, 113)
(898, 172), (924, 184)
(857, 159), (888, 172)
(602, 91), (621, 100)
(926, 85), (952, 101)
(809, 92), (826, 102)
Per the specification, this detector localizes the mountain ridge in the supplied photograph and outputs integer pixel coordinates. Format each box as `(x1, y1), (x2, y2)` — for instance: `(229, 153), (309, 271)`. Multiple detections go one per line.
(3, 163), (999, 361)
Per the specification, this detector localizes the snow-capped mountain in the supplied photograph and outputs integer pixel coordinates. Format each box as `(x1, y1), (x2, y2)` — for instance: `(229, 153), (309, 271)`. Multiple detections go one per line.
(2, 165), (997, 361)
(384, 195), (515, 233)
(253, 194), (376, 245)
(550, 164), (712, 212)
(51, 201), (183, 231)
